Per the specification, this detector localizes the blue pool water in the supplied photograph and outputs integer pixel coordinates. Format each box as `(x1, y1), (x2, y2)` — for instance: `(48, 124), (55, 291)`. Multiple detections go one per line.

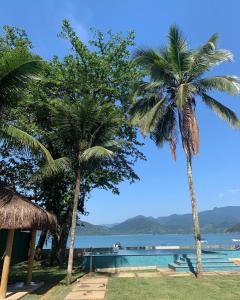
(89, 249), (205, 256)
(82, 249), (240, 272)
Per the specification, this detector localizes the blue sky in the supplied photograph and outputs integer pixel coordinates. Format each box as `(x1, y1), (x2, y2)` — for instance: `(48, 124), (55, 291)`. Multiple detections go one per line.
(2, 0), (240, 224)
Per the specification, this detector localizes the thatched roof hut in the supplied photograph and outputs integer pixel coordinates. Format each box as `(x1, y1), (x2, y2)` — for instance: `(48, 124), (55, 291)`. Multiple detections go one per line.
(0, 185), (57, 298)
(0, 185), (57, 230)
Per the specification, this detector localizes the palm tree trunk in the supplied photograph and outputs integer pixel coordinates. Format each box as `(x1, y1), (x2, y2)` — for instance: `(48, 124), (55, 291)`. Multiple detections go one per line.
(186, 154), (203, 277)
(58, 215), (72, 266)
(66, 168), (81, 285)
(50, 233), (60, 266)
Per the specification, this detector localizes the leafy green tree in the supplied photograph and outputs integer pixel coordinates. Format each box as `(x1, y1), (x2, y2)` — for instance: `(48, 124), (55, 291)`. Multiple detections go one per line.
(58, 19), (141, 109)
(0, 23), (143, 267)
(0, 25), (33, 51)
(131, 25), (240, 276)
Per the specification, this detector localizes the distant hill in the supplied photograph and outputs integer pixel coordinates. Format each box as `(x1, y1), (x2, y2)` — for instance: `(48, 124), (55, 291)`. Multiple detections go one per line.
(76, 221), (110, 235)
(155, 206), (240, 233)
(101, 223), (119, 228)
(111, 215), (166, 234)
(226, 223), (240, 233)
(77, 206), (240, 235)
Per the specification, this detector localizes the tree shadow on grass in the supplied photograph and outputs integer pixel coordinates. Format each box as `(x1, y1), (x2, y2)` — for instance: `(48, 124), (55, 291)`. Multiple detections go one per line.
(5, 259), (85, 297)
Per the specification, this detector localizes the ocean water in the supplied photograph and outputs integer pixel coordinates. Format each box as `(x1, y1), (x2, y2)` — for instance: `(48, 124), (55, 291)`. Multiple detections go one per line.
(43, 233), (240, 249)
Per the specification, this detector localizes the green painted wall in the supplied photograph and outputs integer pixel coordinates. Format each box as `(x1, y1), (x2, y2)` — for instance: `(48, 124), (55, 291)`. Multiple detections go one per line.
(0, 230), (31, 266)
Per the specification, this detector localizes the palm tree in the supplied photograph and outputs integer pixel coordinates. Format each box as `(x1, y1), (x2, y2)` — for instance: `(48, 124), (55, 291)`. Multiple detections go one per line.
(0, 47), (53, 160)
(130, 25), (240, 276)
(37, 98), (122, 284)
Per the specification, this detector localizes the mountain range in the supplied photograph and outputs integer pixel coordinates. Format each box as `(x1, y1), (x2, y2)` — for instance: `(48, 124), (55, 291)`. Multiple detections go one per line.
(76, 206), (240, 235)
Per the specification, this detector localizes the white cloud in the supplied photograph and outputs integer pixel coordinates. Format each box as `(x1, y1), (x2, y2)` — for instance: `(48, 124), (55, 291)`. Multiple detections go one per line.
(228, 188), (240, 194)
(63, 1), (91, 43)
(217, 187), (240, 200)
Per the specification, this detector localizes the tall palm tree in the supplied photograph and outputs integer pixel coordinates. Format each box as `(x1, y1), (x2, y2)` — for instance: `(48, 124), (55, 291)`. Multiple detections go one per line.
(37, 98), (122, 284)
(0, 47), (53, 160)
(131, 25), (240, 276)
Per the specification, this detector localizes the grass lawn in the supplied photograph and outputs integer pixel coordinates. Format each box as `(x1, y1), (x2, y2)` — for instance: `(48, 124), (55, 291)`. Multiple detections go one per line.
(105, 276), (240, 300)
(6, 260), (85, 300)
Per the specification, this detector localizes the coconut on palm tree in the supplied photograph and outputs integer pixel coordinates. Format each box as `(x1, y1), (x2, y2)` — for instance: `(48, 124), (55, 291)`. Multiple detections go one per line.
(131, 25), (240, 276)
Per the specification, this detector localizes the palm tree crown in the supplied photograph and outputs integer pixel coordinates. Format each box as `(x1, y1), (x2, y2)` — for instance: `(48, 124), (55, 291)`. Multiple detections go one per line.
(131, 25), (240, 276)
(131, 25), (240, 158)
(38, 98), (121, 176)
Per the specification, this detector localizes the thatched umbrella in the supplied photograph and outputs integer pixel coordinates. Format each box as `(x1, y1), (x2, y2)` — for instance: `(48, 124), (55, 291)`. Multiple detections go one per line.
(0, 185), (57, 299)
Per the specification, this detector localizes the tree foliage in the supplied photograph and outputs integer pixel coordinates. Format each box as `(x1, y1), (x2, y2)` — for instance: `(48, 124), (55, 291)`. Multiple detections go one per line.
(0, 23), (144, 264)
(0, 26), (55, 162)
(131, 25), (240, 158)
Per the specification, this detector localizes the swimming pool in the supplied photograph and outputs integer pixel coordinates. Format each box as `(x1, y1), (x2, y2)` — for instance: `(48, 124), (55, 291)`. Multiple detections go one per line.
(82, 248), (240, 271)
(88, 248), (213, 256)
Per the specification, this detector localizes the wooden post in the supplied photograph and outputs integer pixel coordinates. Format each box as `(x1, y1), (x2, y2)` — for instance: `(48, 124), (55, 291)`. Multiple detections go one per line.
(0, 229), (15, 299)
(26, 229), (37, 285)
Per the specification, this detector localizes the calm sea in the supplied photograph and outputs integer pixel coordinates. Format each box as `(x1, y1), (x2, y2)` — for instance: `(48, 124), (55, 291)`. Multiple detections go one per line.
(43, 233), (240, 249)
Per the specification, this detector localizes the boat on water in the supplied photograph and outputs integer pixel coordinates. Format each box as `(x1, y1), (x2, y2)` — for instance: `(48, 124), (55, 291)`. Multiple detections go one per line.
(200, 238), (207, 243)
(112, 242), (123, 252)
(232, 239), (240, 250)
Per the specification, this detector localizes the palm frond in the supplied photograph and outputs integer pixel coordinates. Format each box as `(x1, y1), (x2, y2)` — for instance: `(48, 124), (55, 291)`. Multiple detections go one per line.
(136, 80), (164, 91)
(131, 98), (166, 135)
(201, 93), (239, 127)
(206, 49), (233, 66)
(31, 157), (71, 182)
(151, 106), (177, 159)
(0, 49), (43, 84)
(189, 42), (233, 79)
(203, 33), (219, 49)
(1, 125), (53, 162)
(167, 25), (191, 74)
(133, 48), (173, 82)
(130, 95), (161, 119)
(133, 48), (163, 68)
(197, 76), (240, 95)
(104, 140), (132, 148)
(80, 146), (113, 162)
(0, 48), (43, 108)
(193, 33), (219, 60)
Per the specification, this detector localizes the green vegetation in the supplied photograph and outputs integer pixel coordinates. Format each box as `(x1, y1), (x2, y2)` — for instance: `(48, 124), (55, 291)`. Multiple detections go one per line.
(0, 22), (143, 271)
(130, 25), (240, 275)
(227, 223), (240, 233)
(6, 260), (84, 300)
(0, 26), (54, 161)
(106, 276), (240, 300)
